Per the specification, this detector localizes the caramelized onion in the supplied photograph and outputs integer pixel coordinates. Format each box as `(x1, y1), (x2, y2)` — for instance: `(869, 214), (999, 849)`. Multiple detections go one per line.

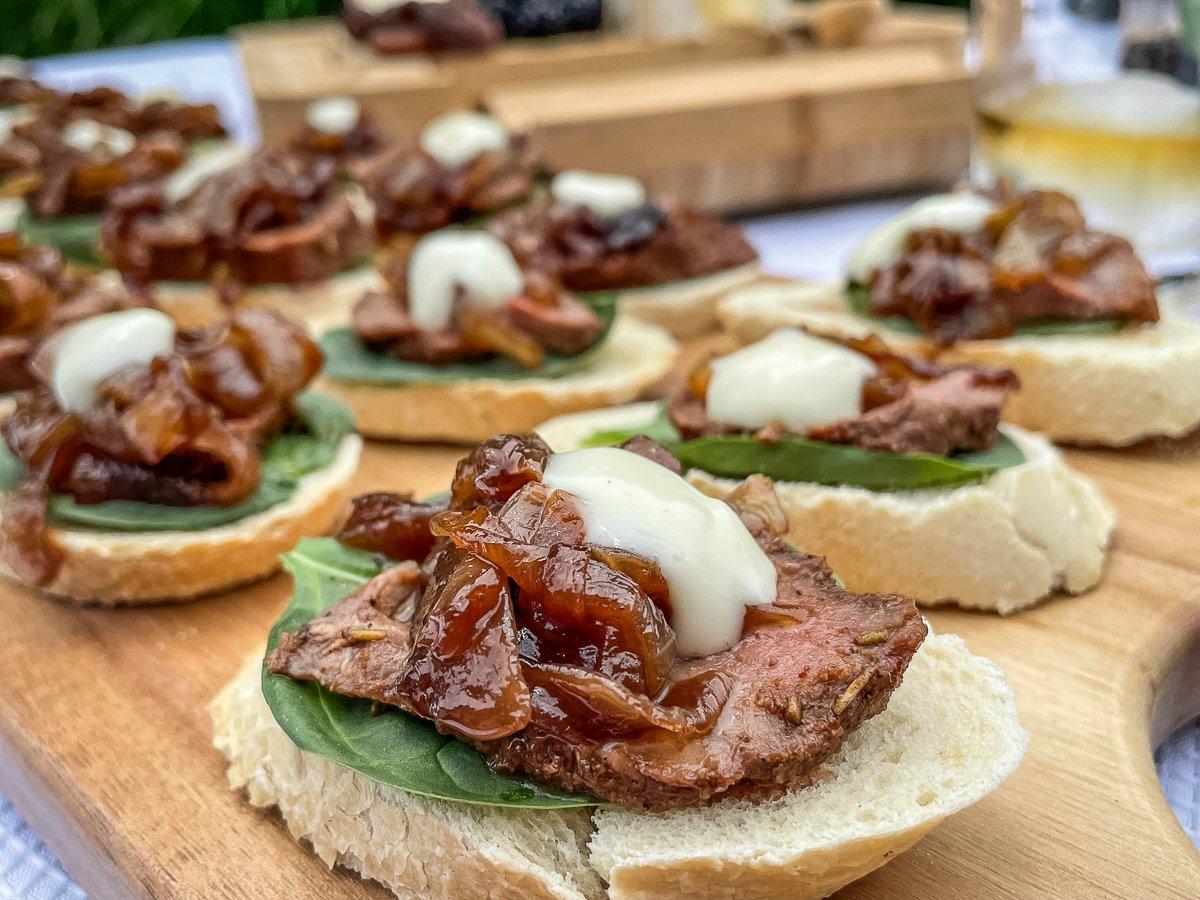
(396, 548), (530, 741)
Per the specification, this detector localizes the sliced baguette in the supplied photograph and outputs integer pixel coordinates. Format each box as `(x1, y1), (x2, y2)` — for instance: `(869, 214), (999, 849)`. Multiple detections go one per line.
(538, 403), (1114, 614)
(614, 261), (763, 339)
(1, 435), (362, 605)
(318, 317), (677, 444)
(153, 266), (384, 333)
(211, 632), (1026, 899)
(717, 280), (1200, 447)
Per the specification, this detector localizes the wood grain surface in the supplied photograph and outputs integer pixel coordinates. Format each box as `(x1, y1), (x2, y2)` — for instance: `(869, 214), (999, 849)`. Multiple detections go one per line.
(0, 437), (1198, 898)
(237, 10), (973, 215)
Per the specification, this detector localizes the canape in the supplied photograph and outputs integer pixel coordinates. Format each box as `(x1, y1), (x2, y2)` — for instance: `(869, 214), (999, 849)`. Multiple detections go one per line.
(101, 147), (379, 330)
(0, 307), (361, 604)
(317, 227), (676, 442)
(490, 169), (761, 338)
(364, 110), (537, 240)
(289, 96), (394, 183)
(341, 0), (503, 55)
(0, 82), (232, 264)
(718, 189), (1200, 446)
(213, 433), (1026, 899)
(538, 329), (1114, 614)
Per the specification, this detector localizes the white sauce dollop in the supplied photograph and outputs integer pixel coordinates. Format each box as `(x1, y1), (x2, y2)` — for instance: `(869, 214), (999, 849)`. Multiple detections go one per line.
(408, 230), (524, 331)
(51, 310), (177, 414)
(61, 118), (135, 158)
(705, 330), (877, 432)
(306, 96), (360, 135)
(845, 193), (998, 284)
(551, 170), (646, 220)
(164, 141), (250, 203)
(543, 447), (778, 658)
(420, 111), (509, 169)
(352, 0), (447, 12)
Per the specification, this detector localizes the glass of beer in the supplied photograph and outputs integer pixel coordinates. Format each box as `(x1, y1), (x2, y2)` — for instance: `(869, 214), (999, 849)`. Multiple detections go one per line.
(972, 0), (1200, 270)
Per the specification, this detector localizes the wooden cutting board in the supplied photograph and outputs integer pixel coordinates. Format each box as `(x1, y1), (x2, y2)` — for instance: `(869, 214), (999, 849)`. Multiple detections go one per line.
(0, 436), (1199, 898)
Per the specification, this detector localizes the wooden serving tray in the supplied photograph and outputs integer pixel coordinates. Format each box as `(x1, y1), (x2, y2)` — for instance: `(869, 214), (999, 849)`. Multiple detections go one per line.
(237, 7), (972, 214)
(0, 437), (1198, 897)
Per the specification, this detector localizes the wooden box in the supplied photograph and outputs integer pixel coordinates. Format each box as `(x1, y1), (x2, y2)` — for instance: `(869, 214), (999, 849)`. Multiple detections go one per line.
(236, 6), (973, 213)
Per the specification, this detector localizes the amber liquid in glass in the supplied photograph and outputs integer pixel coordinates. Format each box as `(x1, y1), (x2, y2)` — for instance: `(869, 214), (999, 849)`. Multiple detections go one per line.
(975, 73), (1200, 256)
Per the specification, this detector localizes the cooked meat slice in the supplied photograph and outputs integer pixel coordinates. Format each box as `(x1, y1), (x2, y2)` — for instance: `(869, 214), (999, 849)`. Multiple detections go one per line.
(810, 368), (1011, 455)
(269, 446), (927, 811)
(267, 561), (424, 698)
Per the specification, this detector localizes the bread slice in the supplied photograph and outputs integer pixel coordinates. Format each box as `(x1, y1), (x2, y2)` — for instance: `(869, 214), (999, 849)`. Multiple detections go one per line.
(717, 280), (1200, 447)
(317, 317), (678, 443)
(614, 261), (762, 339)
(211, 632), (1026, 899)
(1, 435), (362, 606)
(153, 266), (384, 333)
(538, 403), (1114, 614)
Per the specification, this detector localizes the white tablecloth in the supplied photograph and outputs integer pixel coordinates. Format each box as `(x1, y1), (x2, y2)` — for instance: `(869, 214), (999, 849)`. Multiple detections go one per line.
(0, 36), (1196, 899)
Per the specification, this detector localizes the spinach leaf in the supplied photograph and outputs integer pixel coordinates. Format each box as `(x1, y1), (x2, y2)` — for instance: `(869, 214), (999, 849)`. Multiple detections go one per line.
(671, 432), (1025, 491)
(16, 210), (102, 266)
(261, 538), (595, 809)
(319, 292), (618, 385)
(0, 391), (354, 532)
(581, 403), (1025, 491)
(582, 404), (681, 448)
(845, 284), (1126, 338)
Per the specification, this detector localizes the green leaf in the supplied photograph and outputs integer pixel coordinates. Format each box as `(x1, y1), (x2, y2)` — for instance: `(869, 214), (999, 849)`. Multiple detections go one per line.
(581, 404), (681, 448)
(0, 391), (354, 532)
(845, 284), (1127, 338)
(581, 403), (1025, 491)
(16, 209), (102, 265)
(671, 432), (1025, 491)
(261, 537), (595, 809)
(319, 292), (619, 385)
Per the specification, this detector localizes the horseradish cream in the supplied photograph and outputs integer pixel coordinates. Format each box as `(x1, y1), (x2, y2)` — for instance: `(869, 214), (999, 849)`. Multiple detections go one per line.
(51, 310), (177, 413)
(705, 330), (876, 432)
(306, 96), (360, 135)
(164, 141), (250, 203)
(61, 118), (135, 158)
(845, 193), (998, 284)
(351, 0), (447, 12)
(551, 170), (646, 220)
(543, 447), (778, 658)
(408, 230), (524, 330)
(420, 112), (509, 169)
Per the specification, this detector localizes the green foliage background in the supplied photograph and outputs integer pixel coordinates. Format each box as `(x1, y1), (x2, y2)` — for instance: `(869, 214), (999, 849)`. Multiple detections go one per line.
(2, 0), (341, 59)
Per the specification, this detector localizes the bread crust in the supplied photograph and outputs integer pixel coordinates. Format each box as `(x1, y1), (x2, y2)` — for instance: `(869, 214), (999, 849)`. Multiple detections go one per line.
(537, 404), (1114, 614)
(153, 267), (384, 332)
(717, 281), (1200, 447)
(211, 651), (602, 900)
(614, 262), (762, 339)
(319, 317), (677, 443)
(1, 436), (362, 605)
(211, 633), (1025, 899)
